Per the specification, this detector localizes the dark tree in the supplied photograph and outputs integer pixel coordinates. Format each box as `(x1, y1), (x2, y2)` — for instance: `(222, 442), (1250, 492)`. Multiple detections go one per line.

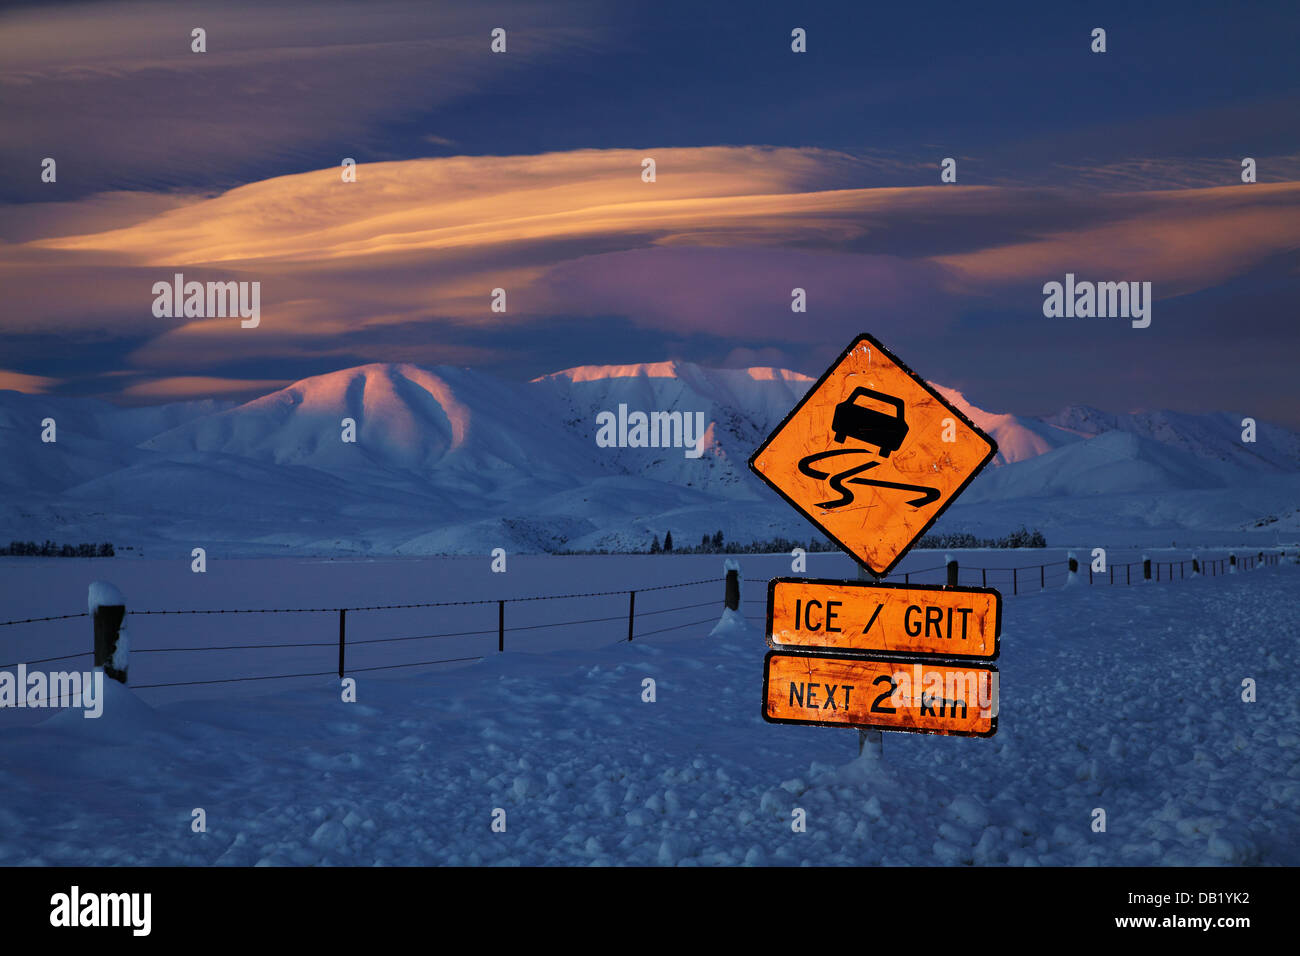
(663, 531), (673, 552)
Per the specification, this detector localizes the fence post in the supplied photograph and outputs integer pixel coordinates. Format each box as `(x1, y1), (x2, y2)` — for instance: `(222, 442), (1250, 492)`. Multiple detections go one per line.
(89, 582), (127, 685)
(1192, 557), (1200, 575)
(725, 568), (740, 611)
(946, 558), (958, 586)
(1230, 553), (1236, 573)
(627, 590), (636, 642)
(1012, 567), (1017, 595)
(1040, 565), (1044, 589)
(338, 608), (346, 678)
(1143, 557), (1152, 581)
(1127, 564), (1131, 585)
(498, 600), (505, 652)
(1109, 565), (1114, 585)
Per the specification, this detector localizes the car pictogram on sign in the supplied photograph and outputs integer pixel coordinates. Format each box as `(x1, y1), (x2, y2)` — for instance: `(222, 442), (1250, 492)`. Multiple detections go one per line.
(831, 386), (908, 456)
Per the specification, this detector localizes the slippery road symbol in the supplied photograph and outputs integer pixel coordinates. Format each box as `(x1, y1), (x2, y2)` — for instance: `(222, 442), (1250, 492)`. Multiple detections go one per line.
(797, 387), (940, 509)
(797, 449), (941, 509)
(748, 333), (999, 576)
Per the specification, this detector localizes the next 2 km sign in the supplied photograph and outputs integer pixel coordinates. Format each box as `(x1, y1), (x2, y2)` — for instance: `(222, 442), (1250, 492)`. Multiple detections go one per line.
(748, 333), (997, 576)
(763, 652), (998, 737)
(767, 578), (1001, 661)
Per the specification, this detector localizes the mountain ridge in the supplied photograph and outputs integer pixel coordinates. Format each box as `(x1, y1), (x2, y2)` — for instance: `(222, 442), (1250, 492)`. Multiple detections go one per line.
(1, 360), (1296, 554)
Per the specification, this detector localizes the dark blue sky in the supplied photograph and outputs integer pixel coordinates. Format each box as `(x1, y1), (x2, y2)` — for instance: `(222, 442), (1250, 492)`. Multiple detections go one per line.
(1, 0), (1297, 423)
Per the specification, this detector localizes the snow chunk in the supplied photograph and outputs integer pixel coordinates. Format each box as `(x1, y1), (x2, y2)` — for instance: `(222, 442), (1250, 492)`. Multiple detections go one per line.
(87, 581), (125, 614)
(110, 625), (131, 672)
(709, 607), (750, 637)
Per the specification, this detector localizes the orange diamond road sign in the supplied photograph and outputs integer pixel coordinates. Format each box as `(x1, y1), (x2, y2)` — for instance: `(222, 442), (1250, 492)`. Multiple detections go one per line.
(763, 652), (998, 737)
(749, 333), (997, 576)
(766, 578), (1000, 660)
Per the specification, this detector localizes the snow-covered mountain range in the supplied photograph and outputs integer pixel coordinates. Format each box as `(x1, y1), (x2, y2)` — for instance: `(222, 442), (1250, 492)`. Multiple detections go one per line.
(2, 361), (1297, 555)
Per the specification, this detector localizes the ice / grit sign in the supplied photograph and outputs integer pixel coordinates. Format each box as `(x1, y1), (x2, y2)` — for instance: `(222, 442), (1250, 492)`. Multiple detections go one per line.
(766, 578), (1000, 661)
(762, 652), (998, 737)
(748, 333), (998, 576)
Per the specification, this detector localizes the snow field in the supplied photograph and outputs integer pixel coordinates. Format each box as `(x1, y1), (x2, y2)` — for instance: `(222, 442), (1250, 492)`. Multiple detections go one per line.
(0, 557), (1295, 865)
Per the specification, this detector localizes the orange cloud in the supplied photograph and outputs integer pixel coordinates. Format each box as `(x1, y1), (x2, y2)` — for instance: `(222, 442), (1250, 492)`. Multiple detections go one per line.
(4, 147), (1299, 381)
(118, 376), (290, 401)
(934, 183), (1300, 298)
(0, 369), (61, 393)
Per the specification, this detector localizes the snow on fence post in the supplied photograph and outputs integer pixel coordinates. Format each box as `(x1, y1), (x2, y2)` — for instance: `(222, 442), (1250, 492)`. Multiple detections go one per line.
(1064, 552), (1080, 588)
(89, 581), (128, 685)
(945, 554), (958, 587)
(856, 562), (883, 763)
(710, 559), (748, 637)
(724, 567), (740, 611)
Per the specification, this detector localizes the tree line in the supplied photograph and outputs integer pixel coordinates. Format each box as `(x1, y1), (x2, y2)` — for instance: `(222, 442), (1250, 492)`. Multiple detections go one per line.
(1, 540), (115, 557)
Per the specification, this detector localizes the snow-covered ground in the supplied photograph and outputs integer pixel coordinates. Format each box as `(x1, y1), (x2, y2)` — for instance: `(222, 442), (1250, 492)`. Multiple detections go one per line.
(0, 554), (1295, 866)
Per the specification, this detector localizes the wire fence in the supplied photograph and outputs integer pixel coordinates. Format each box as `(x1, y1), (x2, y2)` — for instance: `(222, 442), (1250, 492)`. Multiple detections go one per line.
(1, 551), (1287, 694)
(0, 576), (722, 689)
(742, 549), (1287, 605)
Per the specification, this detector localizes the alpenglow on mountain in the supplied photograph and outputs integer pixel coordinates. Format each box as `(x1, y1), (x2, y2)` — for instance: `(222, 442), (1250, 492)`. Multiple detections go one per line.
(1, 361), (1296, 555)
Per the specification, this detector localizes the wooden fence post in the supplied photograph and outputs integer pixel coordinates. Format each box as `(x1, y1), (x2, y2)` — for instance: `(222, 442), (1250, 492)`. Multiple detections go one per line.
(627, 590), (636, 641)
(90, 582), (127, 685)
(338, 609), (346, 678)
(946, 558), (958, 586)
(498, 600), (505, 652)
(724, 568), (740, 611)
(1143, 558), (1152, 580)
